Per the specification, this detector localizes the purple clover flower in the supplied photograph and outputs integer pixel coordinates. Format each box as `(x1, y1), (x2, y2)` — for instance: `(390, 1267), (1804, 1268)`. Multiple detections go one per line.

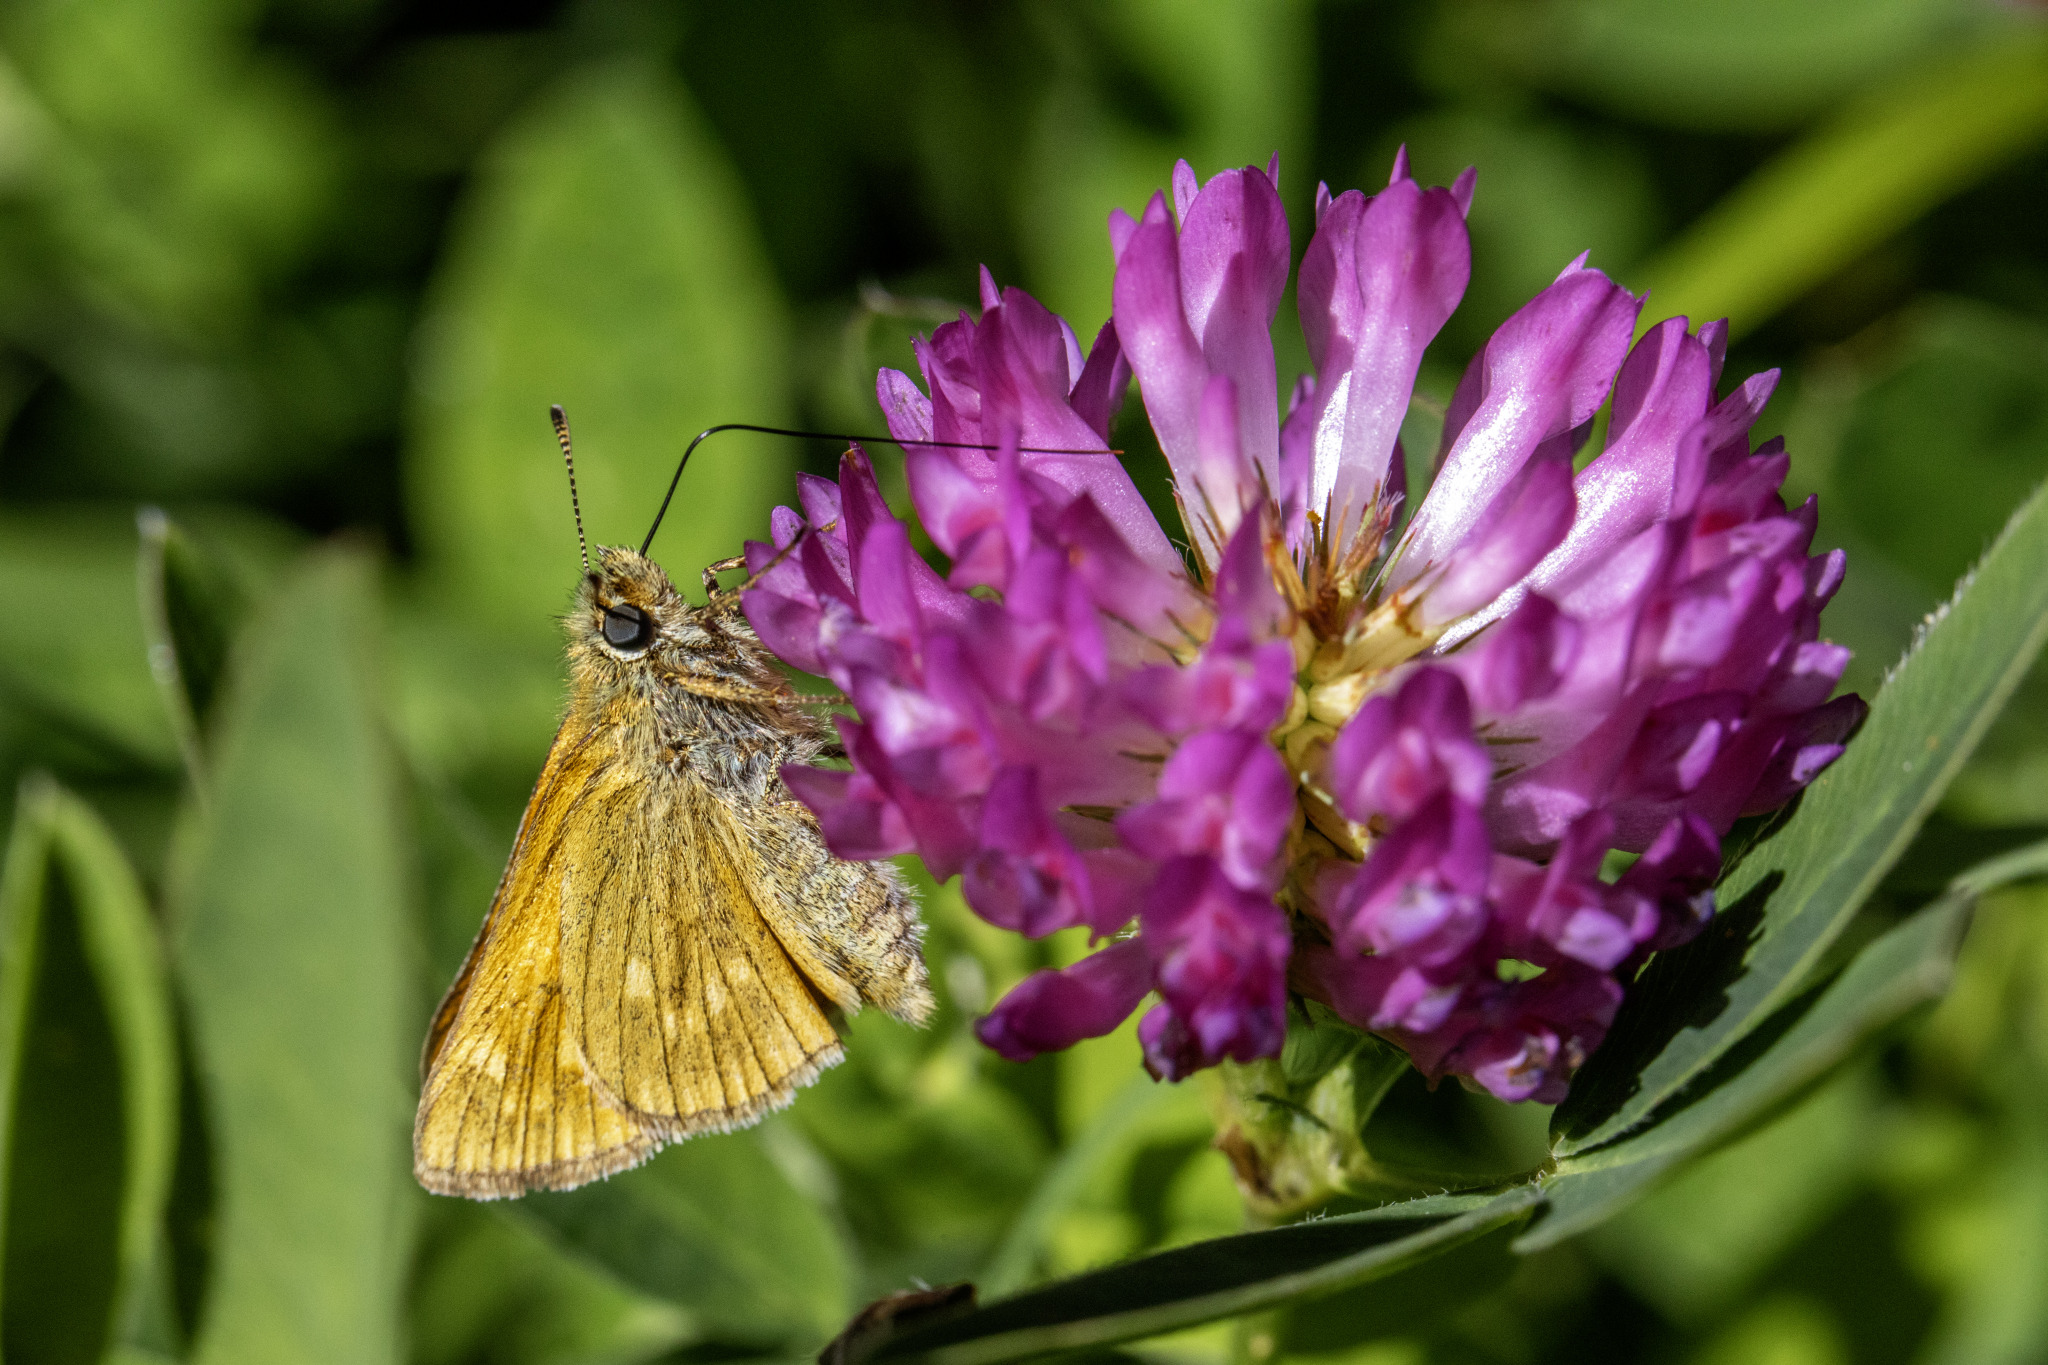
(743, 153), (1863, 1104)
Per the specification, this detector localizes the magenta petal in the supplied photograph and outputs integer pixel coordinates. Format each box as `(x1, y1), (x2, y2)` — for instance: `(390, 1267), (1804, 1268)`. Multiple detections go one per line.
(1400, 266), (1640, 581)
(1113, 193), (1209, 502)
(1118, 729), (1295, 890)
(1138, 858), (1290, 1075)
(1114, 165), (1290, 564)
(962, 766), (1100, 937)
(977, 939), (1154, 1062)
(1742, 693), (1865, 814)
(1486, 686), (1658, 854)
(781, 760), (912, 860)
(1069, 319), (1133, 440)
(835, 448), (892, 556)
(1618, 692), (1746, 800)
(909, 444), (1004, 576)
(743, 587), (827, 676)
(1138, 1003), (1203, 1081)
(853, 517), (924, 648)
(878, 367), (936, 444)
(1190, 373), (1257, 545)
(1172, 158), (1200, 224)
(1176, 165), (1289, 491)
(889, 273), (1183, 581)
(1330, 793), (1492, 964)
(1327, 668), (1491, 822)
(1618, 813), (1720, 952)
(838, 715), (980, 878)
(1210, 510), (1291, 641)
(1124, 621), (1295, 735)
(795, 470), (846, 528)
(1458, 1027), (1571, 1103)
(1494, 813), (1645, 970)
(1449, 593), (1581, 714)
(1652, 557), (1767, 672)
(1448, 967), (1624, 1103)
(1295, 160), (1472, 555)
(1294, 945), (1467, 1035)
(1523, 319), (1719, 602)
(1053, 493), (1205, 649)
(1421, 454), (1576, 627)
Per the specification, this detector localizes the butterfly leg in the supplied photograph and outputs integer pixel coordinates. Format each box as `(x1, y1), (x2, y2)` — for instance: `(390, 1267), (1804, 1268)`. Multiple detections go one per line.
(700, 555), (747, 597)
(702, 519), (840, 616)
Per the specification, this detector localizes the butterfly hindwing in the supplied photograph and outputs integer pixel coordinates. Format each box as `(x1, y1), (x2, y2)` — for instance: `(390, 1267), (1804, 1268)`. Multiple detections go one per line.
(739, 797), (934, 1025)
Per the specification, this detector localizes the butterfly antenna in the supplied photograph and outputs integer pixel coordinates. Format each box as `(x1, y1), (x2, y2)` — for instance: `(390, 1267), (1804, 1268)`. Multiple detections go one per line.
(639, 422), (1122, 556)
(551, 405), (589, 573)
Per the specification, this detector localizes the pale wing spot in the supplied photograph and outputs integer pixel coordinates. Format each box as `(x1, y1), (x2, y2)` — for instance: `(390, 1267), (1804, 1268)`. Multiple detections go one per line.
(727, 958), (754, 984)
(626, 956), (655, 999)
(662, 1007), (679, 1036)
(483, 1047), (508, 1082)
(704, 977), (727, 1014)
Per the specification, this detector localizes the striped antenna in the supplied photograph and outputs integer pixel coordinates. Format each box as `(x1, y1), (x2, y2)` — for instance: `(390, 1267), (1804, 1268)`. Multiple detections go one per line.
(550, 405), (588, 573)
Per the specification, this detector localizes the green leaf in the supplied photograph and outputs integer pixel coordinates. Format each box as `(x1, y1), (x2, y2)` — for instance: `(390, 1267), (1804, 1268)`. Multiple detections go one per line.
(1529, 884), (1976, 1249)
(170, 549), (415, 1365)
(409, 1202), (694, 1365)
(1556, 477), (2048, 1155)
(514, 1125), (853, 1352)
(1439, 0), (1990, 133)
(0, 509), (177, 772)
(860, 1189), (1539, 1365)
(1532, 835), (2048, 1257)
(1634, 29), (2048, 339)
(406, 56), (791, 663)
(977, 1076), (1179, 1298)
(136, 507), (249, 795)
(1833, 301), (2048, 596)
(0, 776), (180, 1362)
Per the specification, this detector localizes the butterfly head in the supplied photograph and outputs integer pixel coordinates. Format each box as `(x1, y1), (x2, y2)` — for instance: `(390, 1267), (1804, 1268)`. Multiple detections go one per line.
(571, 545), (712, 665)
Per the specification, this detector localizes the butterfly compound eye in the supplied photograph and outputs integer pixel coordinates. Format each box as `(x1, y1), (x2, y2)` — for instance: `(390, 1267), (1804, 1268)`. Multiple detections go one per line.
(601, 603), (655, 652)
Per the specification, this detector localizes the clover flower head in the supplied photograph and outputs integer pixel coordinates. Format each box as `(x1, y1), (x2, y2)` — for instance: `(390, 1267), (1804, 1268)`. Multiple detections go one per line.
(745, 152), (1862, 1103)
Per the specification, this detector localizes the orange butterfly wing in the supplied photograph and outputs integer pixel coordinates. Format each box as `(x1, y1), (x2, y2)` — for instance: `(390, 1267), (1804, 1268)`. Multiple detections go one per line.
(414, 721), (656, 1197)
(556, 771), (844, 1137)
(413, 718), (847, 1197)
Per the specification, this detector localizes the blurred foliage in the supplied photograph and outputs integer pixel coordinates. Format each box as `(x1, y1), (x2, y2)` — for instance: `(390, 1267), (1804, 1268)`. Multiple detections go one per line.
(0, 1), (2044, 1363)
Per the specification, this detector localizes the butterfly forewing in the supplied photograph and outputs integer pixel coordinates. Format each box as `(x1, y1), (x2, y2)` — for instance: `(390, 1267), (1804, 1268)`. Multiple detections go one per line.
(414, 720), (659, 1197)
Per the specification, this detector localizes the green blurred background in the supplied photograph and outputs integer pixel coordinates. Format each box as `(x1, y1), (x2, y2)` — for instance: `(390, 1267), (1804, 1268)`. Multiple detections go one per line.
(1, 1), (2047, 1363)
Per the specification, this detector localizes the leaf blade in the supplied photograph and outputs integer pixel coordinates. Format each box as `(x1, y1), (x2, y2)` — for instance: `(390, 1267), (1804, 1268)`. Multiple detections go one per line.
(514, 1126), (854, 1352)
(1529, 885), (1975, 1248)
(47, 787), (181, 1355)
(172, 550), (415, 1365)
(0, 777), (182, 1360)
(866, 1189), (1540, 1365)
(1531, 833), (2048, 1249)
(405, 57), (790, 649)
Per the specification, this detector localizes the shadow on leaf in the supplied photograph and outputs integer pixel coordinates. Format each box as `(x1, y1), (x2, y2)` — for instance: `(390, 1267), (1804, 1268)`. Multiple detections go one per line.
(1552, 872), (1779, 1145)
